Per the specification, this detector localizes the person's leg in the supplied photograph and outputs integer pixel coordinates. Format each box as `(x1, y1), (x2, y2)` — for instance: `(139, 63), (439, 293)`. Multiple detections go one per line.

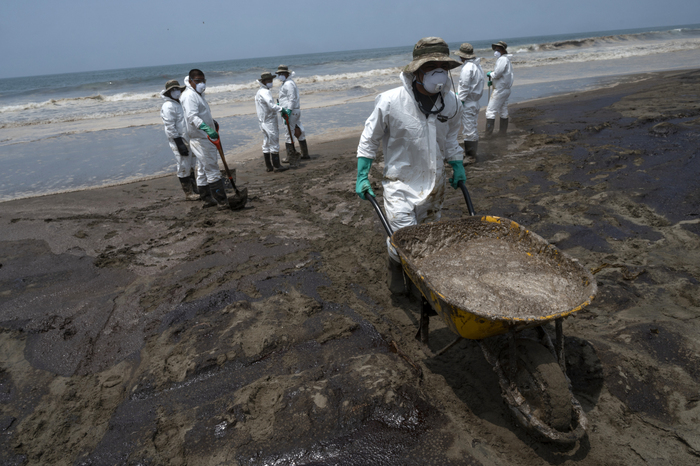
(497, 88), (511, 137)
(462, 102), (479, 162)
(190, 138), (218, 207)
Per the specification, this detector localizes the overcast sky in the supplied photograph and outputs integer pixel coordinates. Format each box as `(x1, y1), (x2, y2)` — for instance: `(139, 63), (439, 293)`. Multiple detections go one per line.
(2, 0), (699, 79)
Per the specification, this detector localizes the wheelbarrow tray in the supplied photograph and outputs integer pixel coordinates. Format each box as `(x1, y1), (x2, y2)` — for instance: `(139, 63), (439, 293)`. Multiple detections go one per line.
(391, 216), (597, 340)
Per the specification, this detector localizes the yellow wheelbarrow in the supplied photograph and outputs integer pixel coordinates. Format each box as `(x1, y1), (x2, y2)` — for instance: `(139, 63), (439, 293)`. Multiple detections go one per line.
(365, 182), (596, 443)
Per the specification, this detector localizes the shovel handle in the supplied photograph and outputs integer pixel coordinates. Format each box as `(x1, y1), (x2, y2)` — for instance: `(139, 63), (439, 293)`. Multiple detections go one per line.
(458, 180), (476, 216)
(366, 194), (394, 237)
(208, 136), (239, 194)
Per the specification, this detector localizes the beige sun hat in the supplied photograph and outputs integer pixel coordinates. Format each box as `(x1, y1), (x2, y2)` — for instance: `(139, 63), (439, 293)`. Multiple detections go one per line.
(455, 43), (476, 60)
(164, 79), (186, 92)
(491, 41), (508, 51)
(276, 64), (290, 75)
(404, 37), (462, 74)
(259, 72), (275, 81)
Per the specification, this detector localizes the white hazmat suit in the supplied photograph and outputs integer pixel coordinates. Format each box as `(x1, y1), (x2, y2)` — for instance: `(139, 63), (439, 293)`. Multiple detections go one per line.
(160, 91), (197, 178)
(485, 54), (514, 119)
(255, 82), (282, 153)
(180, 76), (221, 187)
(457, 58), (485, 141)
(357, 72), (463, 260)
(278, 72), (306, 143)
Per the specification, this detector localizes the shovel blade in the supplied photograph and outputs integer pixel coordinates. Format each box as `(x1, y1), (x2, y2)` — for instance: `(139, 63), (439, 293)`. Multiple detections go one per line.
(228, 187), (248, 211)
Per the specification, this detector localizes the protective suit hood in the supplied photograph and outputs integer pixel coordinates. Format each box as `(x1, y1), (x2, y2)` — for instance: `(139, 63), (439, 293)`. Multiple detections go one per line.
(160, 89), (178, 102)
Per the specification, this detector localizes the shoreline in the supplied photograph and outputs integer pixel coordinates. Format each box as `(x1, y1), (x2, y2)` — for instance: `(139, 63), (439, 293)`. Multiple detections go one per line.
(1, 68), (700, 465)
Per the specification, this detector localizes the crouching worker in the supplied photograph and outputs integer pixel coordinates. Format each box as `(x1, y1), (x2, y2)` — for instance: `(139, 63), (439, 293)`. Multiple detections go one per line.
(160, 79), (199, 200)
(356, 37), (466, 294)
(181, 69), (228, 209)
(255, 72), (288, 172)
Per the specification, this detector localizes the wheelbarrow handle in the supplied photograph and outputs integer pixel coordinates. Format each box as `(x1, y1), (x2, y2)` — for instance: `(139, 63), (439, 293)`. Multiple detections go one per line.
(365, 194), (394, 237)
(458, 180), (476, 216)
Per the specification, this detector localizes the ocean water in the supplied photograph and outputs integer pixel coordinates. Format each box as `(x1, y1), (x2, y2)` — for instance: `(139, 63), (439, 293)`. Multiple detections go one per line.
(1, 24), (700, 201)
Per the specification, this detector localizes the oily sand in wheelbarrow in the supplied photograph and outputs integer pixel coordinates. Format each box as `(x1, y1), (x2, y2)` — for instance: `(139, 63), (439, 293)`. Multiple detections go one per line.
(409, 236), (590, 319)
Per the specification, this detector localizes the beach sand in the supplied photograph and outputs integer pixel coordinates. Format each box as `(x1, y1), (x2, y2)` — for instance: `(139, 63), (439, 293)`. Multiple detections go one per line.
(1, 69), (699, 465)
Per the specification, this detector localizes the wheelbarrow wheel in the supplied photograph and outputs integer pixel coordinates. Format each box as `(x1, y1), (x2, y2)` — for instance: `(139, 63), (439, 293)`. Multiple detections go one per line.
(500, 339), (572, 433)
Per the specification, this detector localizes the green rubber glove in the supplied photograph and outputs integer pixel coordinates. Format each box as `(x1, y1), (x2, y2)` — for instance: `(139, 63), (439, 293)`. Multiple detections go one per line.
(280, 108), (292, 118)
(356, 157), (375, 200)
(448, 160), (467, 189)
(199, 122), (218, 140)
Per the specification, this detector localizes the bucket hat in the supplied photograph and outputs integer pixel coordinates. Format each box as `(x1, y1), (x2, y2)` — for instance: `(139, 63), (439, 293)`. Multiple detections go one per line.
(276, 64), (291, 75)
(491, 41), (508, 51)
(259, 72), (275, 81)
(164, 79), (186, 92)
(454, 43), (476, 60)
(404, 37), (462, 74)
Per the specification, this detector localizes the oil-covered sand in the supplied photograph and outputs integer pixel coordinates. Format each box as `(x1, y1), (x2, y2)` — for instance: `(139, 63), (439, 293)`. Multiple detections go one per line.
(1, 69), (700, 465)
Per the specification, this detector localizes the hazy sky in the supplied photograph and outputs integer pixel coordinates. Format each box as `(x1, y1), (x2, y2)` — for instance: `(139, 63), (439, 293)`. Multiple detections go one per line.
(2, 0), (699, 79)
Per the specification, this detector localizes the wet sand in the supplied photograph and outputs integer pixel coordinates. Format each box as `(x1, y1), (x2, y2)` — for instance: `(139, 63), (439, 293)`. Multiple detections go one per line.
(1, 69), (700, 465)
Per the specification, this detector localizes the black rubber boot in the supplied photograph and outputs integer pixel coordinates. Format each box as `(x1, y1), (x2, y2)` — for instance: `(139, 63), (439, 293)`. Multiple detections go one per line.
(463, 141), (478, 165)
(263, 153), (273, 172)
(498, 118), (509, 137)
(189, 171), (199, 194)
(485, 118), (495, 138)
(178, 176), (199, 200)
(388, 257), (407, 295)
(208, 179), (229, 210)
(299, 139), (310, 159)
(199, 184), (217, 208)
(271, 153), (288, 172)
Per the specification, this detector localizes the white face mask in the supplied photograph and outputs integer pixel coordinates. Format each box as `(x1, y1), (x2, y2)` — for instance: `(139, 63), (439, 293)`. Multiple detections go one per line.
(265, 82), (273, 89)
(420, 69), (448, 94)
(195, 82), (206, 93)
(277, 75), (286, 82)
(494, 51), (502, 58)
(170, 89), (181, 99)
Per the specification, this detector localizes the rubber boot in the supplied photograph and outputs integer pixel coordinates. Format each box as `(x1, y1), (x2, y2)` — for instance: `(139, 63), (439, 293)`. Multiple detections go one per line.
(209, 179), (229, 210)
(286, 143), (300, 168)
(271, 153), (288, 172)
(463, 141), (478, 165)
(299, 139), (310, 159)
(178, 176), (199, 201)
(189, 171), (199, 194)
(388, 257), (407, 295)
(263, 153), (274, 172)
(498, 118), (509, 137)
(484, 118), (495, 139)
(199, 184), (217, 208)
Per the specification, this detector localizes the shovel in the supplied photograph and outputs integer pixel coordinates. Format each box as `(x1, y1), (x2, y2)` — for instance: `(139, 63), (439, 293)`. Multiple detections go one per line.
(208, 136), (248, 210)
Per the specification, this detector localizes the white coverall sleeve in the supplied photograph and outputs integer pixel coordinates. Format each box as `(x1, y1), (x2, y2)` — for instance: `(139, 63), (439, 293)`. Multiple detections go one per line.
(357, 95), (389, 160)
(161, 102), (181, 139)
(183, 99), (204, 130)
(491, 57), (507, 80)
(444, 95), (463, 162)
(263, 91), (282, 113)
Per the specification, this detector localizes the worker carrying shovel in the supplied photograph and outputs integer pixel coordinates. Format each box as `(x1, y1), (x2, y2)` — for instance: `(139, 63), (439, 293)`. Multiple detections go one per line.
(276, 65), (309, 165)
(181, 69), (229, 210)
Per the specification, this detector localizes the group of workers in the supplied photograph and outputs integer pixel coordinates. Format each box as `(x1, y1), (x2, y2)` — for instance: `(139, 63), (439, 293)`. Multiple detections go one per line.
(356, 37), (514, 293)
(159, 37), (515, 295)
(160, 66), (310, 209)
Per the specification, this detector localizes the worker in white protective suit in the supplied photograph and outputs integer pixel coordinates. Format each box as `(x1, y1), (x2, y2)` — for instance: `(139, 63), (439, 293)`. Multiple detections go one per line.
(276, 65), (308, 166)
(356, 37), (467, 294)
(160, 79), (199, 200)
(180, 69), (228, 210)
(454, 43), (485, 164)
(255, 72), (288, 173)
(485, 41), (514, 138)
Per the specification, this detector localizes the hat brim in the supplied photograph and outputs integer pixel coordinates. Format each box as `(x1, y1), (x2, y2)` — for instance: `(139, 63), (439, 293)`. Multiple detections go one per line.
(276, 70), (290, 75)
(404, 54), (462, 74)
(454, 51), (476, 60)
(165, 85), (186, 92)
(492, 43), (507, 50)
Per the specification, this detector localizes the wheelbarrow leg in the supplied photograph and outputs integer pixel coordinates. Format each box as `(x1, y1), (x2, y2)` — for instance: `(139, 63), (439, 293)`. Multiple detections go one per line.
(415, 298), (431, 345)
